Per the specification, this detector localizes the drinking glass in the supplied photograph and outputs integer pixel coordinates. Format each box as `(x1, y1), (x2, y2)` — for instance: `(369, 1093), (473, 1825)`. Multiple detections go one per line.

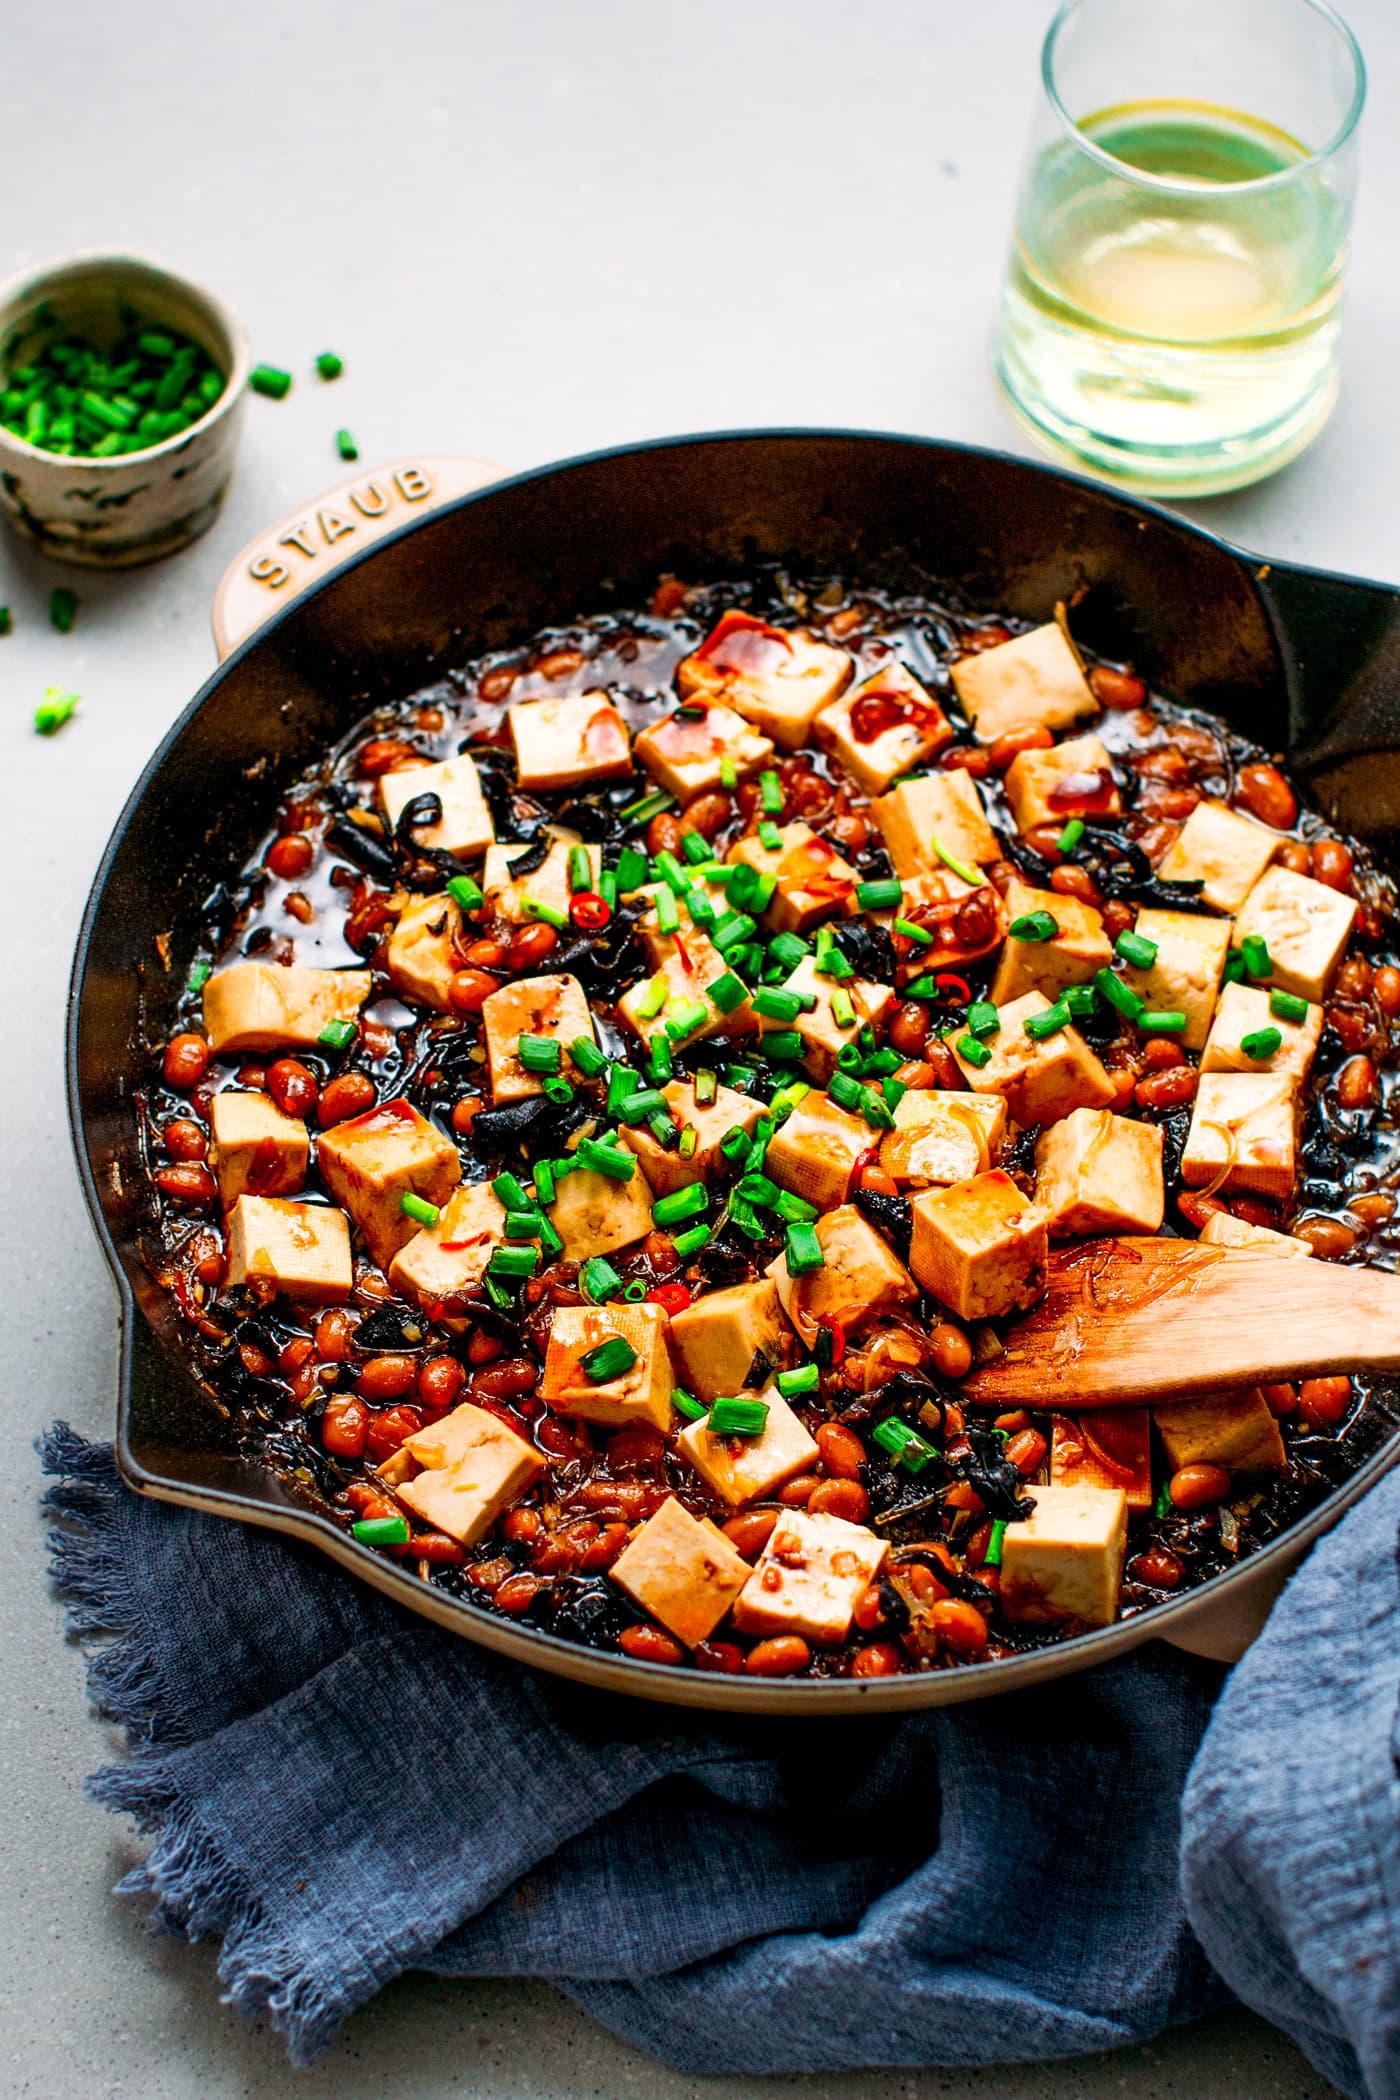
(994, 0), (1365, 496)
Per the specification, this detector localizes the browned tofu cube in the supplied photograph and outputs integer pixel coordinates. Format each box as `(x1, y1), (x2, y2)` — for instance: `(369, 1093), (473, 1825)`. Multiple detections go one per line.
(226, 1195), (353, 1304)
(1159, 800), (1278, 913)
(481, 973), (596, 1103)
(908, 1170), (1047, 1320)
(316, 1098), (462, 1270)
(1117, 907), (1233, 1052)
(1200, 980), (1322, 1085)
(540, 1303), (674, 1433)
(677, 611), (852, 749)
(1197, 1211), (1313, 1257)
(1033, 1109), (1164, 1237)
(776, 954), (895, 1082)
(509, 689), (633, 792)
(766, 1203), (917, 1345)
(879, 1089), (1007, 1189)
(621, 1077), (763, 1197)
(863, 868), (1008, 981)
(1153, 1389), (1288, 1474)
(1004, 733), (1120, 834)
(209, 1090), (309, 1206)
(1232, 865), (1359, 1004)
(385, 890), (467, 1012)
(675, 1382), (819, 1506)
(618, 903), (753, 1045)
(999, 1484), (1128, 1627)
(1050, 1411), (1153, 1511)
(397, 1401), (545, 1548)
(871, 768), (1000, 877)
(669, 1279), (789, 1404)
(633, 703), (773, 804)
(951, 991), (1117, 1127)
(988, 878), (1111, 1006)
(481, 828), (601, 925)
(950, 622), (1097, 741)
(550, 1161), (654, 1261)
(203, 962), (372, 1056)
(731, 1508), (888, 1644)
(387, 1181), (508, 1308)
(765, 1090), (871, 1210)
(1182, 1073), (1297, 1200)
(379, 754), (495, 858)
(814, 660), (952, 796)
(609, 1496), (752, 1648)
(726, 822), (857, 935)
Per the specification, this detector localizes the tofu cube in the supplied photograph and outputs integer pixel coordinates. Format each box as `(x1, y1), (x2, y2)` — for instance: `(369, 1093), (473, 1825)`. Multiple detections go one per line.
(777, 954), (895, 1083)
(203, 962), (372, 1056)
(1033, 1108), (1165, 1237)
(633, 703), (773, 804)
(379, 754), (495, 858)
(1004, 733), (1121, 834)
(1182, 1073), (1298, 1200)
(622, 1079), (763, 1197)
(1197, 1211), (1313, 1257)
(1159, 800), (1278, 914)
(879, 1089), (1007, 1190)
(1153, 1389), (1288, 1474)
(950, 622), (1098, 741)
(951, 990), (1117, 1127)
(397, 1401), (545, 1549)
(999, 1483), (1128, 1628)
(766, 1203), (918, 1346)
(867, 869), (1008, 979)
(386, 890), (467, 1012)
(871, 768), (1000, 877)
(609, 1496), (752, 1648)
(618, 903), (753, 1046)
(225, 1195), (353, 1304)
(669, 1279), (789, 1404)
(814, 660), (952, 796)
(550, 1161), (654, 1262)
(387, 1181), (509, 1307)
(765, 1090), (872, 1210)
(1050, 1411), (1153, 1511)
(731, 1508), (888, 1645)
(482, 973), (596, 1103)
(908, 1170), (1047, 1320)
(208, 1090), (309, 1206)
(1118, 908), (1233, 1052)
(509, 689), (633, 792)
(482, 828), (601, 925)
(726, 822), (858, 935)
(539, 1303), (675, 1433)
(1201, 980), (1322, 1085)
(1232, 865), (1359, 1004)
(677, 611), (852, 749)
(676, 1381), (819, 1507)
(315, 1098), (463, 1271)
(988, 878), (1111, 1006)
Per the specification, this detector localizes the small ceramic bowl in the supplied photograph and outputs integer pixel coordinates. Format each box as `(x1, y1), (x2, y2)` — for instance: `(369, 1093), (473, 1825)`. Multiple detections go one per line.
(0, 250), (251, 567)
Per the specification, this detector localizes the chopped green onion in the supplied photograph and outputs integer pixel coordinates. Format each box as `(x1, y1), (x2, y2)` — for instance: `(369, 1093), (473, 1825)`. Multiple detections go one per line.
(651, 1183), (709, 1228)
(672, 1386), (707, 1421)
(33, 686), (79, 735)
(1241, 1027), (1283, 1061)
(580, 1336), (637, 1382)
(1023, 1001), (1071, 1040)
(49, 587), (78, 633)
(776, 1364), (820, 1398)
(707, 971), (749, 1015)
(985, 1519), (1008, 1568)
(400, 1192), (440, 1227)
(1140, 1010), (1188, 1033)
(695, 1068), (718, 1107)
(666, 997), (710, 1040)
(719, 757), (738, 788)
(1056, 818), (1085, 854)
(967, 1000), (1000, 1039)
(712, 910), (758, 953)
(616, 845), (649, 894)
(719, 1125), (751, 1162)
(655, 886), (681, 935)
(759, 770), (783, 814)
(860, 1086), (895, 1130)
(1115, 929), (1158, 970)
(757, 1029), (802, 1062)
(856, 878), (903, 913)
(493, 1172), (531, 1210)
(893, 917), (935, 945)
(518, 1033), (562, 1074)
(618, 1086), (667, 1126)
(671, 1222), (713, 1257)
(446, 874), (483, 912)
(580, 1254), (623, 1301)
(753, 987), (803, 1023)
(635, 974), (670, 1021)
(618, 787), (675, 824)
(758, 820), (784, 850)
(316, 351), (344, 380)
(504, 1208), (545, 1239)
(737, 1170), (780, 1208)
(768, 932), (810, 970)
(773, 1187), (818, 1224)
(1065, 984), (1098, 1018)
(656, 850), (690, 896)
(933, 838), (982, 885)
(648, 1109), (678, 1148)
(318, 1018), (357, 1050)
(568, 844), (593, 893)
(336, 429), (358, 462)
(870, 1417), (938, 1473)
(533, 1159), (557, 1207)
(1010, 910), (1059, 943)
(250, 364), (292, 399)
(680, 830), (711, 867)
(352, 1515), (410, 1547)
(606, 1065), (640, 1117)
(1270, 989), (1309, 1023)
(1093, 968), (1146, 1023)
(575, 1137), (637, 1181)
(677, 1125), (698, 1158)
(828, 1068), (864, 1112)
(187, 960), (211, 995)
(957, 1034), (993, 1068)
(728, 863), (778, 914)
(521, 894), (568, 930)
(649, 1033), (674, 1084)
(0, 608), (11, 635)
(784, 1221), (824, 1274)
(1241, 935), (1273, 981)
(488, 1244), (540, 1278)
(883, 1077), (907, 1112)
(1222, 949), (1246, 985)
(830, 987), (857, 1030)
(569, 1034), (607, 1078)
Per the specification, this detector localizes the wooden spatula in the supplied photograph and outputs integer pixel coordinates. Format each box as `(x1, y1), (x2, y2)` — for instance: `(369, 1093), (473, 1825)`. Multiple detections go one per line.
(963, 1237), (1400, 1410)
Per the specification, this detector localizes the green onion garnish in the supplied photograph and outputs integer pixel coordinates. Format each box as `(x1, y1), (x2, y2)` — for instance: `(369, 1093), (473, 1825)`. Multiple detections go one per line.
(488, 1244), (540, 1278)
(1115, 929), (1158, 970)
(666, 997), (710, 1040)
(618, 787), (675, 824)
(784, 1221), (824, 1274)
(719, 1125), (751, 1161)
(758, 820), (784, 850)
(655, 887), (681, 936)
(618, 1086), (667, 1127)
(753, 987), (803, 1023)
(518, 1033), (563, 1074)
(50, 587), (78, 633)
(0, 608), (11, 635)
(985, 1519), (1008, 1568)
(316, 352), (344, 380)
(318, 1018), (357, 1050)
(187, 960), (211, 994)
(352, 1515), (410, 1547)
(870, 1417), (938, 1472)
(677, 1125), (698, 1158)
(893, 917), (934, 944)
(1241, 1027), (1283, 1061)
(776, 1364), (820, 1398)
(967, 1000), (1000, 1039)
(336, 429), (358, 462)
(830, 987), (857, 1030)
(1023, 1001), (1071, 1040)
(773, 1187), (818, 1223)
(533, 1159), (557, 1207)
(728, 863), (778, 913)
(670, 1222), (713, 1257)
(651, 1183), (709, 1228)
(1270, 989), (1309, 1023)
(1010, 910), (1059, 943)
(695, 1067), (718, 1107)
(856, 878), (903, 913)
(708, 1396), (770, 1437)
(635, 974), (670, 1021)
(719, 756), (738, 788)
(567, 844), (593, 894)
(446, 874), (483, 912)
(575, 1137), (637, 1181)
(1065, 984), (1098, 1018)
(1056, 818), (1085, 854)
(957, 1034), (993, 1067)
(759, 770), (783, 815)
(672, 1386), (707, 1421)
(1093, 968), (1146, 1023)
(1223, 950), (1247, 985)
(768, 932), (810, 970)
(580, 1336), (637, 1383)
(1140, 1009), (1188, 1033)
(493, 1171), (531, 1211)
(932, 838), (980, 884)
(606, 1065), (640, 1117)
(400, 1192), (440, 1227)
(33, 686), (79, 735)
(707, 971), (749, 1016)
(1241, 935), (1273, 981)
(569, 1034), (607, 1078)
(860, 1086), (895, 1130)
(521, 894), (568, 931)
(828, 1069), (863, 1112)
(616, 846), (649, 894)
(504, 1208), (545, 1239)
(250, 364), (292, 399)
(681, 830), (711, 867)
(649, 1033), (674, 1084)
(580, 1254), (623, 1301)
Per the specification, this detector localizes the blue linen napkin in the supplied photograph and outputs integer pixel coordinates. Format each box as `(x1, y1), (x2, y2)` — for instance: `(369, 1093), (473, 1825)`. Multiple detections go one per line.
(40, 1423), (1228, 2073)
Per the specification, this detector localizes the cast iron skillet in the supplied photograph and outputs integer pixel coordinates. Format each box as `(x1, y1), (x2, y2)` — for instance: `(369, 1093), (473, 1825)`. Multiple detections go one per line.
(67, 429), (1400, 1712)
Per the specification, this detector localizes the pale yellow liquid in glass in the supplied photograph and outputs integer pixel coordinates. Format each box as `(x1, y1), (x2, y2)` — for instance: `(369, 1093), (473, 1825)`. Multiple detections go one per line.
(997, 100), (1347, 493)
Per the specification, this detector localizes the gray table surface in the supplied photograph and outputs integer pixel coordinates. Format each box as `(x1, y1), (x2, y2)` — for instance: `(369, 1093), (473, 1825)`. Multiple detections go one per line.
(4, 2), (1393, 2093)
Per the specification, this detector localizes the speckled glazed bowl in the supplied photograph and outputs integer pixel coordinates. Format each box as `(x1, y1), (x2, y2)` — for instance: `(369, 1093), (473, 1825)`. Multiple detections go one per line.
(0, 250), (250, 567)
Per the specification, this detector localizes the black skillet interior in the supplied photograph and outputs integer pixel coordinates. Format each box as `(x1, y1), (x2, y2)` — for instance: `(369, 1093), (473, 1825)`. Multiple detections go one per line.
(68, 429), (1400, 1671)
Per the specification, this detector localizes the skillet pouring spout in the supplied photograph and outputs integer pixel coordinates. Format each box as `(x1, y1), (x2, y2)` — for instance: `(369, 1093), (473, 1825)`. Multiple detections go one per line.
(964, 1238), (1400, 1411)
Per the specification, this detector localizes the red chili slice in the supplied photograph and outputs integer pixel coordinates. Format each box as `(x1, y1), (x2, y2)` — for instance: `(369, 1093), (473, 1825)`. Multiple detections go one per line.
(671, 928), (694, 972)
(646, 1282), (693, 1314)
(935, 973), (973, 1003)
(570, 891), (611, 929)
(816, 1312), (847, 1367)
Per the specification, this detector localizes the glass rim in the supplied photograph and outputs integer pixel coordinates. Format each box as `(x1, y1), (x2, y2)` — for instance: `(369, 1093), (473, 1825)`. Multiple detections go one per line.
(1041, 0), (1367, 194)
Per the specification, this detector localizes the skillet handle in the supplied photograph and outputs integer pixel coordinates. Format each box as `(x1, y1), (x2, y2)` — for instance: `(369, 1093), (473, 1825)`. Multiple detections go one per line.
(210, 453), (506, 661)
